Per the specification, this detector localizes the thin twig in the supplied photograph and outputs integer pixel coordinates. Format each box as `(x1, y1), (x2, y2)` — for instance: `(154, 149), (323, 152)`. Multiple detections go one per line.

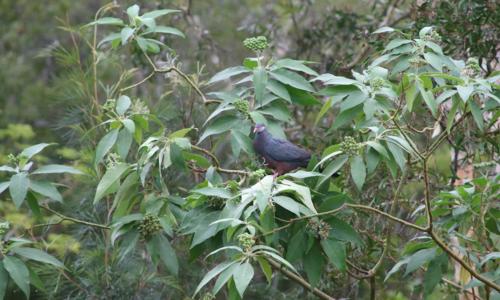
(346, 204), (426, 231)
(40, 205), (110, 230)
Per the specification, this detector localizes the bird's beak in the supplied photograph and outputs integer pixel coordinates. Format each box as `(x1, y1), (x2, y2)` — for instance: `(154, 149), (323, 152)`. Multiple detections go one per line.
(253, 127), (258, 133)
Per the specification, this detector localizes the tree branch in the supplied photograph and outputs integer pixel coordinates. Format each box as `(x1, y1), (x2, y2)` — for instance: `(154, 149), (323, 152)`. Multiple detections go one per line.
(39, 205), (110, 230)
(266, 257), (337, 300)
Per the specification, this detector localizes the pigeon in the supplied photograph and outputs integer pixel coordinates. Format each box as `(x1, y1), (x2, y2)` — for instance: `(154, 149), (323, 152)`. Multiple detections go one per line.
(252, 124), (311, 176)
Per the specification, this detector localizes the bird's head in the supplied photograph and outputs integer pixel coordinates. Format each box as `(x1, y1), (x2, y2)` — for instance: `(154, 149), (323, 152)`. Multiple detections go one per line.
(253, 123), (266, 134)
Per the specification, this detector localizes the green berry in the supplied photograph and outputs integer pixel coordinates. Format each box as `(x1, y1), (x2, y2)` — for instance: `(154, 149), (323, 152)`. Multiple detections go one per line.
(138, 213), (162, 240)
(233, 99), (250, 116)
(243, 36), (268, 51)
(237, 233), (255, 251)
(131, 99), (150, 115)
(340, 136), (360, 157)
(102, 98), (116, 112)
(0, 221), (9, 237)
(369, 77), (385, 91)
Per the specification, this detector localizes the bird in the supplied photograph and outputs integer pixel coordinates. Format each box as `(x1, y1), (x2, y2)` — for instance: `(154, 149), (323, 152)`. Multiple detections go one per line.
(252, 124), (311, 177)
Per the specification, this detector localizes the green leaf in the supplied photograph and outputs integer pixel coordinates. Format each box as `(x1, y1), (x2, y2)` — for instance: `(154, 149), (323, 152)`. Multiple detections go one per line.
(0, 166), (16, 173)
(156, 235), (178, 275)
(270, 69), (314, 92)
(253, 67), (267, 105)
(147, 26), (185, 38)
(385, 258), (409, 281)
(12, 247), (64, 268)
(404, 247), (437, 276)
(469, 100), (484, 132)
(126, 4), (140, 18)
(423, 52), (443, 71)
(325, 217), (363, 246)
(456, 85), (474, 103)
(3, 256), (30, 298)
(332, 104), (363, 129)
(304, 242), (325, 287)
(285, 170), (322, 179)
(32, 164), (83, 175)
(384, 39), (412, 51)
(30, 180), (62, 202)
(365, 141), (389, 158)
(287, 86), (320, 105)
(273, 196), (300, 216)
(350, 155), (366, 190)
(480, 252), (500, 266)
(231, 130), (254, 155)
(275, 180), (316, 214)
(94, 129), (119, 167)
(9, 172), (29, 208)
(193, 187), (232, 199)
(372, 26), (395, 34)
(20, 143), (54, 160)
(86, 17), (124, 26)
(417, 80), (438, 117)
(194, 261), (237, 296)
(198, 115), (240, 143)
(208, 66), (250, 84)
(321, 239), (346, 271)
(0, 182), (10, 195)
(315, 97), (333, 125)
(141, 9), (180, 19)
(0, 262), (8, 300)
(233, 262), (254, 297)
(94, 163), (130, 204)
(121, 27), (135, 45)
(274, 59), (318, 76)
(116, 95), (131, 115)
(257, 257), (273, 284)
(286, 228), (307, 262)
(316, 155), (348, 188)
(212, 263), (239, 294)
(116, 129), (133, 159)
(423, 257), (442, 295)
(98, 32), (121, 48)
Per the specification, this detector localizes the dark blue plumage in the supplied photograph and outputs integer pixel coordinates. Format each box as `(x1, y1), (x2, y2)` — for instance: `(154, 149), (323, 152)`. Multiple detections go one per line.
(252, 124), (311, 176)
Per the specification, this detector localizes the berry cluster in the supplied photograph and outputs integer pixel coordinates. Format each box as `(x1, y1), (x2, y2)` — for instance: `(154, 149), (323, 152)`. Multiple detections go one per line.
(207, 197), (225, 210)
(233, 99), (250, 116)
(461, 57), (481, 77)
(340, 136), (360, 157)
(0, 222), (9, 238)
(306, 219), (331, 240)
(369, 77), (385, 91)
(422, 29), (442, 44)
(243, 36), (268, 51)
(250, 169), (266, 179)
(138, 213), (162, 240)
(237, 233), (255, 251)
(131, 99), (150, 115)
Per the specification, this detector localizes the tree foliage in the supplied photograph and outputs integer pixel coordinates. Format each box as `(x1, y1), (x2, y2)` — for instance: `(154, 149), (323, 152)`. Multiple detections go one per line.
(0, 2), (499, 300)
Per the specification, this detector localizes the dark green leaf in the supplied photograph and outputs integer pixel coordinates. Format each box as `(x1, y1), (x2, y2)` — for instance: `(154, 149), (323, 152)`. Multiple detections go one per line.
(208, 66), (250, 85)
(321, 239), (346, 271)
(3, 256), (30, 298)
(194, 261), (237, 296)
(32, 164), (83, 175)
(94, 163), (130, 204)
(304, 242), (325, 287)
(404, 248), (437, 276)
(156, 235), (179, 275)
(199, 115), (240, 143)
(253, 67), (267, 105)
(0, 262), (8, 300)
(350, 155), (366, 190)
(12, 247), (64, 268)
(95, 129), (119, 167)
(270, 69), (314, 92)
(274, 59), (318, 76)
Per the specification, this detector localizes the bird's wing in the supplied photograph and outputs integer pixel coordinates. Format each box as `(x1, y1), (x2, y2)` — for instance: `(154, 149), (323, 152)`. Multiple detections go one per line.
(264, 137), (310, 163)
